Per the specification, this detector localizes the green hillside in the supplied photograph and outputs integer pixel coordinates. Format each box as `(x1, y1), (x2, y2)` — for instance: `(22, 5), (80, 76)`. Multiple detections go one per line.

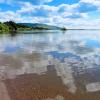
(0, 21), (67, 33)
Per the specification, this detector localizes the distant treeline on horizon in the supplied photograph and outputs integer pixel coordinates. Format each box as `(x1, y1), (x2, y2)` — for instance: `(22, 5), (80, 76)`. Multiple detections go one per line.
(0, 21), (67, 33)
(0, 21), (34, 33)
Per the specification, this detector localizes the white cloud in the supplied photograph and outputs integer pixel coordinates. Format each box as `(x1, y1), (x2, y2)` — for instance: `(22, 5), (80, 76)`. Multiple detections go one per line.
(80, 0), (100, 6)
(17, 2), (58, 17)
(0, 0), (100, 29)
(0, 11), (21, 22)
(80, 0), (96, 3)
(17, 2), (36, 14)
(2, 0), (53, 5)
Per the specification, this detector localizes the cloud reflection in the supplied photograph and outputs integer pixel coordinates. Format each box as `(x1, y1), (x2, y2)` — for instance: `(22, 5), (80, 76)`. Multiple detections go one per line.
(0, 30), (100, 94)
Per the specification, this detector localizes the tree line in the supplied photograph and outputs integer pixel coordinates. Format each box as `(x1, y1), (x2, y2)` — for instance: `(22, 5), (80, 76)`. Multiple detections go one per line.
(0, 21), (30, 33)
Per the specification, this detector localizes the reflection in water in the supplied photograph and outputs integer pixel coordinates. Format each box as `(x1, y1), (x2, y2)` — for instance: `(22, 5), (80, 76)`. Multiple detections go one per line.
(86, 82), (100, 92)
(0, 30), (100, 99)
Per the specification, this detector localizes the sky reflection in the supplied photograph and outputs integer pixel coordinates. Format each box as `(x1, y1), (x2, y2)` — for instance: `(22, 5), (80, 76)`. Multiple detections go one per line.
(0, 30), (100, 94)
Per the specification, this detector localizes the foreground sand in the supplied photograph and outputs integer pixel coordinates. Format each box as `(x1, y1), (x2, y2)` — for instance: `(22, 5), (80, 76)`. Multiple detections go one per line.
(0, 65), (99, 100)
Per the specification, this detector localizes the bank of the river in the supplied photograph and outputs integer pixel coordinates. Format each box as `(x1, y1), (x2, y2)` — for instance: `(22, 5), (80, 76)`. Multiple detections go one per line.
(0, 21), (67, 34)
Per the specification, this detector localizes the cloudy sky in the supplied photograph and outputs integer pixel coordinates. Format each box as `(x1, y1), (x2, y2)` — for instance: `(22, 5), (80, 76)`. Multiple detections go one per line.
(0, 0), (100, 29)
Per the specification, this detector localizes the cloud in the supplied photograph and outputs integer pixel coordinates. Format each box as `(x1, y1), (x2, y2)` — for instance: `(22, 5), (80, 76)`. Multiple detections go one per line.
(0, 10), (22, 22)
(80, 0), (100, 9)
(0, 2), (90, 28)
(78, 2), (98, 13)
(19, 0), (53, 5)
(65, 13), (88, 19)
(0, 8), (100, 29)
(80, 0), (100, 4)
(0, 0), (53, 5)
(17, 2), (58, 17)
(17, 3), (87, 19)
(0, 0), (100, 29)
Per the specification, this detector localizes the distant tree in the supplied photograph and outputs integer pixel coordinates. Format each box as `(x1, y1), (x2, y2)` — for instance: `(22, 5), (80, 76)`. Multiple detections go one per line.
(0, 23), (9, 32)
(4, 21), (17, 31)
(61, 27), (67, 31)
(17, 23), (30, 28)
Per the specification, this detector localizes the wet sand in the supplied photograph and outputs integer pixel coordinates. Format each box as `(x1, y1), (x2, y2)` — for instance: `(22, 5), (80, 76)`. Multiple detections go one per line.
(2, 65), (100, 100)
(4, 65), (72, 100)
(0, 82), (10, 100)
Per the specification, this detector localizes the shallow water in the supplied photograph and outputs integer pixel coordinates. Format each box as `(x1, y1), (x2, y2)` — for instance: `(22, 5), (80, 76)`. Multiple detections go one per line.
(0, 30), (100, 100)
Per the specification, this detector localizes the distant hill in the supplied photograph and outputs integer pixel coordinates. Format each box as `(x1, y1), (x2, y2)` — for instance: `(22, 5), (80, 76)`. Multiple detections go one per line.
(17, 23), (65, 30)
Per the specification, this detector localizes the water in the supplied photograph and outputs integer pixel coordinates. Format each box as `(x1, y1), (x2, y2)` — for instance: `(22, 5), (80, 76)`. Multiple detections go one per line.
(0, 30), (100, 100)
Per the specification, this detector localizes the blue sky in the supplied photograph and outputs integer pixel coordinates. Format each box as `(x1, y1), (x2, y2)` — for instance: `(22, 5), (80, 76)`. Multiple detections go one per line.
(0, 0), (100, 29)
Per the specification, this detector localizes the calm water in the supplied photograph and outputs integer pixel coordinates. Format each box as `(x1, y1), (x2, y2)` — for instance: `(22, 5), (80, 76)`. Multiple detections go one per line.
(0, 30), (100, 100)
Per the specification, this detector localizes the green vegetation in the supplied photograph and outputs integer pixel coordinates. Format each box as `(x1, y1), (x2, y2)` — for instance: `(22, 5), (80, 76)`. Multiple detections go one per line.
(4, 21), (17, 31)
(32, 26), (50, 30)
(0, 21), (18, 33)
(16, 23), (32, 31)
(0, 21), (67, 34)
(0, 21), (31, 33)
(0, 23), (9, 33)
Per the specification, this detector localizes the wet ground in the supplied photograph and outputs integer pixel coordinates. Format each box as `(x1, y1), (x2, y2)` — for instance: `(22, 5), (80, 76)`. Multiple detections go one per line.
(0, 30), (100, 100)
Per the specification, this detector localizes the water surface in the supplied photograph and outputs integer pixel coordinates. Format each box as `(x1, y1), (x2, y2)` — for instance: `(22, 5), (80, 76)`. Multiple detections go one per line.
(0, 30), (100, 100)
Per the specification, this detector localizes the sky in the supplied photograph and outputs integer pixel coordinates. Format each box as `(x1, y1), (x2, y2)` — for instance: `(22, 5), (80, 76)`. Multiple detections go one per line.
(0, 0), (100, 29)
